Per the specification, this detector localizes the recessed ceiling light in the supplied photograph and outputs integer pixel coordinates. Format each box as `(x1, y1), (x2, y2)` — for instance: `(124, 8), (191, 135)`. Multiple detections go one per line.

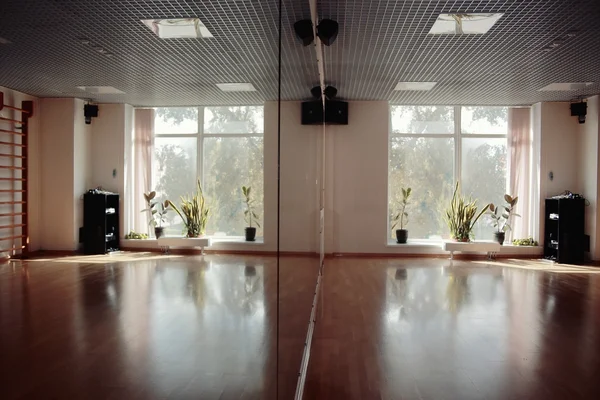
(394, 82), (437, 91)
(141, 18), (213, 39)
(76, 86), (125, 94)
(538, 82), (594, 91)
(216, 83), (256, 92)
(428, 13), (503, 35)
(0, 36), (11, 45)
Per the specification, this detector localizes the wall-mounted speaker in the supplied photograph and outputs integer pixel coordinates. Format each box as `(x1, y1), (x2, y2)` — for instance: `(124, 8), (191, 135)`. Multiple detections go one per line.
(324, 100), (348, 125)
(570, 101), (587, 124)
(301, 100), (348, 125)
(84, 104), (99, 125)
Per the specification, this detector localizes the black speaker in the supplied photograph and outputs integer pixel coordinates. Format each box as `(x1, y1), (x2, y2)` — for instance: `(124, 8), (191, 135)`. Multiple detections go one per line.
(301, 101), (324, 125)
(325, 100), (348, 124)
(311, 86), (322, 99)
(84, 104), (99, 124)
(570, 101), (587, 124)
(323, 86), (337, 99)
(317, 19), (339, 46)
(294, 20), (314, 46)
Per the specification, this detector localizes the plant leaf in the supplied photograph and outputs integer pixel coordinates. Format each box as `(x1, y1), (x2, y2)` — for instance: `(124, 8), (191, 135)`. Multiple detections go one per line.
(504, 194), (512, 203)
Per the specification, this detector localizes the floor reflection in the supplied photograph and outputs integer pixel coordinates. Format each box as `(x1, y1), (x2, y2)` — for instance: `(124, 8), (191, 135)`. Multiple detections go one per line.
(0, 254), (300, 400)
(305, 258), (600, 400)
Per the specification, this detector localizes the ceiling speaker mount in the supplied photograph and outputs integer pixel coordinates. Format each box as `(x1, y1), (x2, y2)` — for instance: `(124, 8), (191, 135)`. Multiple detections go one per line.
(294, 20), (314, 46)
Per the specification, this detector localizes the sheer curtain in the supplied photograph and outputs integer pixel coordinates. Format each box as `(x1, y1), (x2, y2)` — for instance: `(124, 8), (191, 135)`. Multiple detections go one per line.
(508, 107), (532, 241)
(134, 108), (154, 235)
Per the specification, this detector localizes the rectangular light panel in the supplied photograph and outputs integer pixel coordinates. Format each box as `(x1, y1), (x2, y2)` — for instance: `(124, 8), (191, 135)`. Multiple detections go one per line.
(394, 82), (437, 91)
(216, 83), (256, 92)
(538, 82), (594, 91)
(142, 18), (213, 39)
(76, 86), (125, 94)
(429, 13), (504, 35)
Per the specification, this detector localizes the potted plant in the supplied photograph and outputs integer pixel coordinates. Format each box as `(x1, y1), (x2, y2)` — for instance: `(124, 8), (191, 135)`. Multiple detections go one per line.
(444, 182), (490, 242)
(167, 179), (210, 237)
(242, 185), (261, 241)
(142, 191), (170, 239)
(488, 194), (519, 245)
(391, 187), (412, 244)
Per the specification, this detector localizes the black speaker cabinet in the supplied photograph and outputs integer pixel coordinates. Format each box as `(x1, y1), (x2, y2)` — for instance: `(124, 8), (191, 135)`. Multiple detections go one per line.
(301, 101), (324, 125)
(301, 100), (348, 125)
(325, 100), (348, 125)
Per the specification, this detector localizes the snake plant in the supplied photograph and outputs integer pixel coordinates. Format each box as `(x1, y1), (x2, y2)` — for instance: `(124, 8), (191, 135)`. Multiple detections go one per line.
(167, 179), (210, 237)
(444, 182), (490, 242)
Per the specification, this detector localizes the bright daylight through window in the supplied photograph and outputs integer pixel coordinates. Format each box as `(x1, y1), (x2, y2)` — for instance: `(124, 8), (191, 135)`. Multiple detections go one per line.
(152, 106), (264, 238)
(389, 106), (508, 240)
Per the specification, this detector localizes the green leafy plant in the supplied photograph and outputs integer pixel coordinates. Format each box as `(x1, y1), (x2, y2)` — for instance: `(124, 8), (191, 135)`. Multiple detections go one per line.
(444, 182), (490, 242)
(489, 194), (519, 232)
(142, 190), (170, 228)
(167, 179), (210, 237)
(242, 185), (261, 228)
(512, 237), (538, 246)
(125, 230), (148, 240)
(391, 187), (412, 230)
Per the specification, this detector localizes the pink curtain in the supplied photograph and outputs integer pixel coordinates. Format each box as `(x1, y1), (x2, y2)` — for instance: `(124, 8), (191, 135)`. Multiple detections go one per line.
(134, 109), (154, 234)
(508, 108), (531, 241)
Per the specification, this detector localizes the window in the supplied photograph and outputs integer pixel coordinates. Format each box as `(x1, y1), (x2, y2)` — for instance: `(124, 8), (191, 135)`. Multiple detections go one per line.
(152, 106), (264, 237)
(389, 106), (508, 240)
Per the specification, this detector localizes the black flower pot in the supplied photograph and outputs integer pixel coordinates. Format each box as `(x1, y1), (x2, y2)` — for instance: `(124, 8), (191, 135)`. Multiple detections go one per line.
(154, 226), (165, 239)
(493, 231), (505, 245)
(396, 229), (408, 244)
(245, 227), (257, 242)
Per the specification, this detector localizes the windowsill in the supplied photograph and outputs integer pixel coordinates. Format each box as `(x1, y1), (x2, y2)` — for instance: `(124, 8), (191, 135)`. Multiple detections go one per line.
(122, 236), (264, 247)
(386, 239), (543, 255)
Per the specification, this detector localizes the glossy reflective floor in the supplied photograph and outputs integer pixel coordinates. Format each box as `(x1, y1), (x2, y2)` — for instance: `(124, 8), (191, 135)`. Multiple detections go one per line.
(305, 258), (600, 400)
(0, 253), (318, 400)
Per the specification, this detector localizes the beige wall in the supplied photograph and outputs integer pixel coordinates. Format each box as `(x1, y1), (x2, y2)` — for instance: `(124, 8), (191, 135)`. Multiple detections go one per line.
(535, 102), (582, 251)
(73, 98), (92, 248)
(578, 96), (600, 259)
(39, 98), (78, 250)
(90, 103), (132, 239)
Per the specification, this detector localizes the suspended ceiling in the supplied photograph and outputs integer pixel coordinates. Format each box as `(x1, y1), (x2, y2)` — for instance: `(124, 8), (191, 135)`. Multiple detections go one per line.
(0, 0), (598, 106)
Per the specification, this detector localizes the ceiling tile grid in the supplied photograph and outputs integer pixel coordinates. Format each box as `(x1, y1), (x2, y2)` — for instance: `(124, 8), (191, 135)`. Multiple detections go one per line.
(0, 0), (599, 106)
(320, 0), (600, 105)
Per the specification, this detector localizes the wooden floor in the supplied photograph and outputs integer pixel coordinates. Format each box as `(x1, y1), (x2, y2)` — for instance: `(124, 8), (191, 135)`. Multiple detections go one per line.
(4, 254), (600, 400)
(304, 258), (600, 400)
(0, 253), (319, 400)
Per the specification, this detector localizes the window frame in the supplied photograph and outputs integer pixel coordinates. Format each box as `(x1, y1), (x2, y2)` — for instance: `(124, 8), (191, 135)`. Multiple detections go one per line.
(152, 105), (264, 237)
(388, 105), (508, 241)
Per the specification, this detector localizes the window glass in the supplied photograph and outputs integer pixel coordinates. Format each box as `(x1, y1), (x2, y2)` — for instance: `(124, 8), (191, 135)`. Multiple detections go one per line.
(391, 106), (454, 134)
(204, 106), (264, 134)
(153, 137), (198, 235)
(389, 137), (454, 239)
(461, 137), (508, 240)
(461, 107), (508, 134)
(203, 136), (264, 237)
(154, 107), (198, 134)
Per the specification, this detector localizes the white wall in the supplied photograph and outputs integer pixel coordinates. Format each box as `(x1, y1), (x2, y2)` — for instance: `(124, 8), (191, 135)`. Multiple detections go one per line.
(326, 101), (390, 254)
(579, 96), (600, 259)
(0, 87), (41, 252)
(262, 101), (321, 253)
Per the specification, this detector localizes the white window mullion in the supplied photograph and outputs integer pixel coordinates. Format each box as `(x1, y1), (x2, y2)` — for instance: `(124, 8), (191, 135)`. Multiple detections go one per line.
(454, 106), (461, 185)
(198, 106), (204, 188)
